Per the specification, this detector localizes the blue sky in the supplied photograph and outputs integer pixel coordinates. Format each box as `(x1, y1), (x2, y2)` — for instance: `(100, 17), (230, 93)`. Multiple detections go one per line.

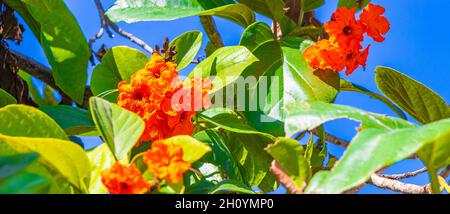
(10, 0), (450, 194)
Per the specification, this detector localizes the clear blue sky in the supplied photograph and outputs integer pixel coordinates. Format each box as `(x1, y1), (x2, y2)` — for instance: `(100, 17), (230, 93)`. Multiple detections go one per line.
(10, 0), (450, 194)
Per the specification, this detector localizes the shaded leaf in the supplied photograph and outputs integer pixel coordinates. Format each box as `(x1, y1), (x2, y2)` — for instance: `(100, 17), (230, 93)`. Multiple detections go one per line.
(209, 180), (256, 194)
(0, 153), (38, 179)
(40, 105), (97, 136)
(0, 88), (17, 107)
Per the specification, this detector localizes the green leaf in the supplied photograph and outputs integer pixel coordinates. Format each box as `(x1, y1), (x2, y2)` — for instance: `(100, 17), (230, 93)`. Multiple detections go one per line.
(0, 153), (39, 179)
(40, 105), (98, 136)
(107, 1), (254, 27)
(209, 180), (256, 194)
(0, 105), (68, 140)
(91, 46), (149, 102)
(87, 144), (115, 194)
(164, 135), (211, 163)
(240, 22), (275, 52)
(89, 97), (145, 161)
(285, 100), (414, 137)
(169, 31), (203, 71)
(5, 0), (90, 104)
(189, 46), (258, 93)
(0, 134), (91, 193)
(0, 88), (17, 107)
(0, 172), (50, 194)
(194, 129), (244, 182)
(237, 0), (285, 21)
(340, 79), (407, 119)
(338, 0), (370, 10)
(200, 108), (275, 140)
(375, 66), (450, 124)
(18, 70), (45, 106)
(266, 137), (311, 189)
(224, 132), (277, 192)
(306, 118), (450, 194)
(303, 0), (325, 12)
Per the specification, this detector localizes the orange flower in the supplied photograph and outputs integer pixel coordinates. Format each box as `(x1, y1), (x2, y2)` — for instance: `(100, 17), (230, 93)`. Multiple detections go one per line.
(324, 7), (365, 49)
(360, 3), (390, 42)
(303, 39), (345, 71)
(143, 140), (191, 183)
(342, 46), (370, 75)
(117, 53), (212, 143)
(101, 162), (150, 194)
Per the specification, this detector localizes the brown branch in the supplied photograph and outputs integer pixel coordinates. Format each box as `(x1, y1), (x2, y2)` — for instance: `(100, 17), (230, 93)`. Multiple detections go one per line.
(369, 174), (431, 194)
(199, 16), (224, 49)
(380, 167), (428, 180)
(90, 0), (152, 55)
(312, 130), (350, 148)
(270, 160), (303, 194)
(10, 50), (92, 108)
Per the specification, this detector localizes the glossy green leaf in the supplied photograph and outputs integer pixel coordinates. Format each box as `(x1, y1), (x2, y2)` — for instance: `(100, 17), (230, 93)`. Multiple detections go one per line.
(91, 46), (149, 102)
(240, 22), (275, 52)
(237, 0), (285, 21)
(0, 153), (39, 179)
(194, 129), (244, 182)
(0, 88), (17, 107)
(0, 134), (91, 193)
(18, 70), (45, 106)
(189, 46), (258, 93)
(375, 66), (450, 124)
(169, 31), (203, 71)
(201, 108), (275, 140)
(285, 100), (414, 137)
(40, 105), (97, 136)
(209, 180), (256, 194)
(224, 132), (277, 192)
(340, 79), (407, 119)
(107, 1), (254, 27)
(0, 105), (68, 140)
(164, 135), (211, 163)
(338, 0), (370, 10)
(303, 0), (325, 12)
(89, 97), (145, 161)
(0, 172), (50, 194)
(5, 0), (90, 104)
(87, 144), (115, 194)
(306, 118), (450, 194)
(266, 137), (311, 189)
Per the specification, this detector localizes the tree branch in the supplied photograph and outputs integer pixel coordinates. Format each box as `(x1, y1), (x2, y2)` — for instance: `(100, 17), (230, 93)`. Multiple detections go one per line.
(90, 0), (153, 55)
(199, 16), (224, 49)
(369, 174), (431, 194)
(380, 167), (428, 180)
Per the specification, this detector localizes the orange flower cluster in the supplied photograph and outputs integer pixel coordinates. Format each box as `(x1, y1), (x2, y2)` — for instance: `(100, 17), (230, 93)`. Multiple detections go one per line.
(118, 53), (212, 143)
(101, 162), (150, 194)
(143, 140), (191, 183)
(304, 4), (390, 75)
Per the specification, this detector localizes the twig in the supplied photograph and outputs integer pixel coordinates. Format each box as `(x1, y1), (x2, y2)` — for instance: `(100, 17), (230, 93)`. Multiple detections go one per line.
(369, 174), (431, 194)
(380, 167), (428, 180)
(312, 130), (350, 147)
(270, 160), (302, 194)
(90, 0), (153, 56)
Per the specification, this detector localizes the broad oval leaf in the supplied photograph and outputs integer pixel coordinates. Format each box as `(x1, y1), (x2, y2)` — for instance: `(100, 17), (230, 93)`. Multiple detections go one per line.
(91, 46), (148, 102)
(87, 144), (115, 194)
(169, 31), (203, 71)
(208, 180), (256, 194)
(201, 108), (276, 140)
(240, 21), (275, 52)
(0, 88), (17, 107)
(106, 1), (255, 27)
(164, 135), (211, 163)
(0, 153), (39, 179)
(306, 118), (450, 194)
(0, 134), (91, 193)
(189, 46), (258, 93)
(266, 137), (311, 189)
(5, 0), (90, 104)
(237, 0), (285, 21)
(89, 97), (145, 161)
(375, 66), (450, 124)
(0, 105), (68, 140)
(40, 105), (97, 136)
(284, 101), (414, 137)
